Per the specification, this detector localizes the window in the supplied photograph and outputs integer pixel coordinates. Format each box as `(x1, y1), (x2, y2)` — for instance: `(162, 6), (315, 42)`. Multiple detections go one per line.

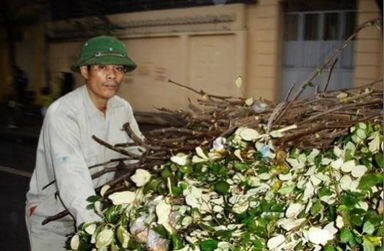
(304, 14), (319, 40)
(284, 11), (356, 41)
(284, 14), (299, 40)
(344, 12), (356, 39)
(324, 13), (339, 40)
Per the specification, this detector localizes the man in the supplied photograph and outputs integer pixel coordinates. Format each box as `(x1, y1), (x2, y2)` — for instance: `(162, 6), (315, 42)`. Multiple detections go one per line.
(25, 35), (143, 250)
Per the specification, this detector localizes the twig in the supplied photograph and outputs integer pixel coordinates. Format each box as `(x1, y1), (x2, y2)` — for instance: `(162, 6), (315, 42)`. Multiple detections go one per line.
(323, 58), (338, 91)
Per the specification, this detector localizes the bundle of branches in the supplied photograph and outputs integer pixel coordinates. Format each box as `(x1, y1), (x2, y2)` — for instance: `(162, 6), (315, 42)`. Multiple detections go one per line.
(43, 18), (382, 225)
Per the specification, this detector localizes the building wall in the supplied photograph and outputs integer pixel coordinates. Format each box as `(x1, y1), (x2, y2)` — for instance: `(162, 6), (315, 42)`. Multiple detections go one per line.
(0, 0), (381, 110)
(245, 0), (281, 101)
(354, 0), (383, 86)
(47, 4), (248, 112)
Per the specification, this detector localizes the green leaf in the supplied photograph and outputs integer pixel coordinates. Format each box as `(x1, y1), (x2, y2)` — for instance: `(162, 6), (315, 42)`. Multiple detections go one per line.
(200, 239), (218, 251)
(310, 200), (323, 215)
(323, 245), (337, 251)
(152, 224), (169, 239)
(344, 149), (354, 161)
(171, 186), (183, 195)
(341, 193), (361, 208)
(104, 205), (121, 224)
(363, 221), (375, 235)
(314, 155), (322, 168)
(214, 181), (230, 195)
(365, 236), (382, 246)
(278, 185), (295, 195)
(350, 214), (364, 226)
(318, 187), (333, 197)
(339, 228), (353, 243)
(215, 230), (232, 240)
(234, 162), (248, 171)
(363, 238), (375, 251)
(86, 195), (101, 202)
(358, 174), (383, 190)
(171, 234), (184, 250)
(374, 153), (384, 169)
(144, 178), (163, 194)
(86, 204), (95, 210)
(270, 202), (285, 212)
(376, 226), (384, 237)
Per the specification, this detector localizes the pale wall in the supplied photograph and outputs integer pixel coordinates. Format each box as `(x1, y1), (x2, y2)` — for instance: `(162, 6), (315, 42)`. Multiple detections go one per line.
(2, 1), (381, 109)
(354, 0), (383, 86)
(245, 0), (281, 101)
(48, 4), (248, 112)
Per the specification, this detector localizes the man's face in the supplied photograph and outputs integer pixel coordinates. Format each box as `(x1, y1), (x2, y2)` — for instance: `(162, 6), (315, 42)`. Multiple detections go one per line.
(80, 64), (125, 106)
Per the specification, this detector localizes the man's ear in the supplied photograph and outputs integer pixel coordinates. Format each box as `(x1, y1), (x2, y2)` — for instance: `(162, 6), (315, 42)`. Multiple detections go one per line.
(79, 66), (89, 79)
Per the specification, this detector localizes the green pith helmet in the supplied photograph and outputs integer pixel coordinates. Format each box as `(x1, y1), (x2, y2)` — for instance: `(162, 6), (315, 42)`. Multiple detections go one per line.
(71, 35), (137, 72)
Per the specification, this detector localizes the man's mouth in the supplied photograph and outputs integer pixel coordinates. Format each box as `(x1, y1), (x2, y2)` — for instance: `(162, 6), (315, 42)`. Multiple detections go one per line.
(103, 82), (118, 89)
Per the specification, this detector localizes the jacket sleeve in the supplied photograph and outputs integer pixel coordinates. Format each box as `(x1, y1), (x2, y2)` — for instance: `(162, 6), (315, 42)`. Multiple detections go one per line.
(43, 111), (102, 226)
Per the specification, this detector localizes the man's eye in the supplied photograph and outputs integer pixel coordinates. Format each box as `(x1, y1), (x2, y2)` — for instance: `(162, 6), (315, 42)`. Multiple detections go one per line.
(115, 66), (125, 72)
(94, 65), (106, 70)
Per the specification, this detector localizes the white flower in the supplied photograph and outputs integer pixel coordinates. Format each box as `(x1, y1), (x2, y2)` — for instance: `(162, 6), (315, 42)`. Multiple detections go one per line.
(183, 186), (210, 213)
(232, 196), (249, 214)
(94, 201), (103, 216)
(234, 149), (244, 162)
(156, 200), (173, 233)
(215, 241), (231, 251)
(277, 218), (306, 231)
(315, 173), (330, 184)
(213, 205), (224, 212)
(286, 203), (305, 218)
(340, 175), (352, 191)
(306, 227), (333, 245)
(278, 173), (292, 181)
(96, 228), (114, 249)
(192, 147), (209, 163)
(333, 146), (343, 157)
(350, 179), (360, 191)
(287, 158), (305, 169)
(357, 201), (369, 211)
(336, 215), (344, 228)
(131, 169), (151, 187)
(70, 234), (80, 250)
(368, 132), (380, 153)
(236, 127), (260, 141)
(181, 216), (193, 227)
(320, 195), (336, 205)
(267, 235), (285, 250)
(100, 185), (111, 197)
(84, 222), (97, 235)
(247, 176), (260, 187)
(351, 165), (367, 178)
(341, 160), (355, 173)
(330, 158), (343, 170)
(171, 153), (189, 166)
(321, 158), (332, 165)
(116, 225), (130, 248)
(310, 175), (322, 186)
(258, 172), (271, 180)
(324, 222), (338, 236)
(213, 137), (226, 151)
(303, 181), (315, 200)
(211, 197), (224, 205)
(108, 191), (136, 205)
(307, 149), (320, 163)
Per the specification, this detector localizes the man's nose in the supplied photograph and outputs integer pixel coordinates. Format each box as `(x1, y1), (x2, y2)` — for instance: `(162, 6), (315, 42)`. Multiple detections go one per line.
(106, 66), (116, 79)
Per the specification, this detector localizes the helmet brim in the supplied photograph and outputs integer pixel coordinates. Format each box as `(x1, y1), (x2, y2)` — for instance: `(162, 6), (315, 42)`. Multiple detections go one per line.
(71, 55), (137, 72)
